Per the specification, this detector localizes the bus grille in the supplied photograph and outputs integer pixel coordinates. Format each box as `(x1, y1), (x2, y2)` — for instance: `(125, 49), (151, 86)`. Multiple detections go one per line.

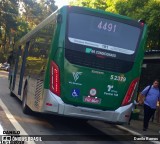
(35, 79), (43, 108)
(65, 49), (133, 73)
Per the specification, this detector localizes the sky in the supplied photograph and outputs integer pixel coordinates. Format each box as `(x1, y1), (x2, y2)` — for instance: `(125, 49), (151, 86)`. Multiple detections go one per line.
(55, 0), (70, 8)
(19, 0), (72, 14)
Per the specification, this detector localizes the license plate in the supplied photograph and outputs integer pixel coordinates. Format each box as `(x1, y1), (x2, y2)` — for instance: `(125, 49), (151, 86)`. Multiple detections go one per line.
(83, 96), (101, 104)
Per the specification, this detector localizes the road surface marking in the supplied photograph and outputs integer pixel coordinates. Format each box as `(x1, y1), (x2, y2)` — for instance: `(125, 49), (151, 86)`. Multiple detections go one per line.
(0, 99), (36, 144)
(0, 123), (4, 135)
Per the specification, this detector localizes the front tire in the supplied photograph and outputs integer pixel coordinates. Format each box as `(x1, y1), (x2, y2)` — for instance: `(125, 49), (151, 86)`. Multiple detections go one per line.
(22, 86), (31, 115)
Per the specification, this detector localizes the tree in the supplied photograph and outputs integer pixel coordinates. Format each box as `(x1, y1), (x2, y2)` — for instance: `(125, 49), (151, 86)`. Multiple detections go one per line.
(115, 0), (160, 49)
(0, 0), (58, 62)
(0, 0), (19, 62)
(22, 0), (58, 26)
(139, 1), (160, 49)
(70, 0), (108, 10)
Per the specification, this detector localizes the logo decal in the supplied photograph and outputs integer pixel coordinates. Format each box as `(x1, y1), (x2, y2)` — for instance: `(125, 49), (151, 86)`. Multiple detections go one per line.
(71, 89), (80, 97)
(83, 96), (101, 104)
(85, 48), (92, 53)
(2, 136), (11, 143)
(107, 85), (113, 92)
(104, 85), (118, 97)
(72, 72), (82, 82)
(90, 88), (97, 96)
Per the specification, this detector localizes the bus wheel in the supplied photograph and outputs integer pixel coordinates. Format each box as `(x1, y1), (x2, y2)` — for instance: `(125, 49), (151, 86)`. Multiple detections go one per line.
(22, 86), (31, 115)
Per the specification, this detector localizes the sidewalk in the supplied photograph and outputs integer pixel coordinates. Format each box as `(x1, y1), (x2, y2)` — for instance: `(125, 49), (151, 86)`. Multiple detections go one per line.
(129, 105), (160, 135)
(116, 109), (160, 143)
(120, 116), (160, 135)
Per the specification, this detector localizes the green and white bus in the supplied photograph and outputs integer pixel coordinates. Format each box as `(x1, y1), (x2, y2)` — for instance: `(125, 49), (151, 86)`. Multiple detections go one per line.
(9, 6), (147, 124)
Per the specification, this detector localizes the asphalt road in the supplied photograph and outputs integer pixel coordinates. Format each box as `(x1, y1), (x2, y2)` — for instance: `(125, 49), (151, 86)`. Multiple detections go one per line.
(0, 71), (142, 144)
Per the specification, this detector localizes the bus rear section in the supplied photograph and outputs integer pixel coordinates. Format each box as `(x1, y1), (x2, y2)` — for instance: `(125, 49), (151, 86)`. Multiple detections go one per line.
(43, 6), (147, 124)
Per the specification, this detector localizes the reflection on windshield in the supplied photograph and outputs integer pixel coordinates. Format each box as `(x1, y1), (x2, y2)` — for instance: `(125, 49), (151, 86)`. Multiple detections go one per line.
(68, 13), (141, 55)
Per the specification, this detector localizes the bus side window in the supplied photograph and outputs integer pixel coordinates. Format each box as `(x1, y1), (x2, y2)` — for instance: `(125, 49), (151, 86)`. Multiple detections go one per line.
(25, 22), (55, 80)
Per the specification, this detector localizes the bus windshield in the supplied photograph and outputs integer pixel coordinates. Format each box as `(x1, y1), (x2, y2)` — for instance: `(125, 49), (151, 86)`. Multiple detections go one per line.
(67, 13), (141, 56)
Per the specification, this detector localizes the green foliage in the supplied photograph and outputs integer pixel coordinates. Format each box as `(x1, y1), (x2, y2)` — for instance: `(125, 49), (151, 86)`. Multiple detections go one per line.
(0, 0), (57, 62)
(0, 0), (19, 62)
(115, 0), (160, 49)
(22, 0), (58, 25)
(70, 0), (108, 10)
(140, 1), (160, 49)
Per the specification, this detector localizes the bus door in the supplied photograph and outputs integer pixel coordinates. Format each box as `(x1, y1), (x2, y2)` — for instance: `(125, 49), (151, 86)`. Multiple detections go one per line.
(18, 42), (29, 96)
(12, 46), (21, 91)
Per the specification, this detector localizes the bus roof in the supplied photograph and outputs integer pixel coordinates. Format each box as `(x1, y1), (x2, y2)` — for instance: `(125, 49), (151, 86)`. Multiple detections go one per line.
(18, 8), (59, 45)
